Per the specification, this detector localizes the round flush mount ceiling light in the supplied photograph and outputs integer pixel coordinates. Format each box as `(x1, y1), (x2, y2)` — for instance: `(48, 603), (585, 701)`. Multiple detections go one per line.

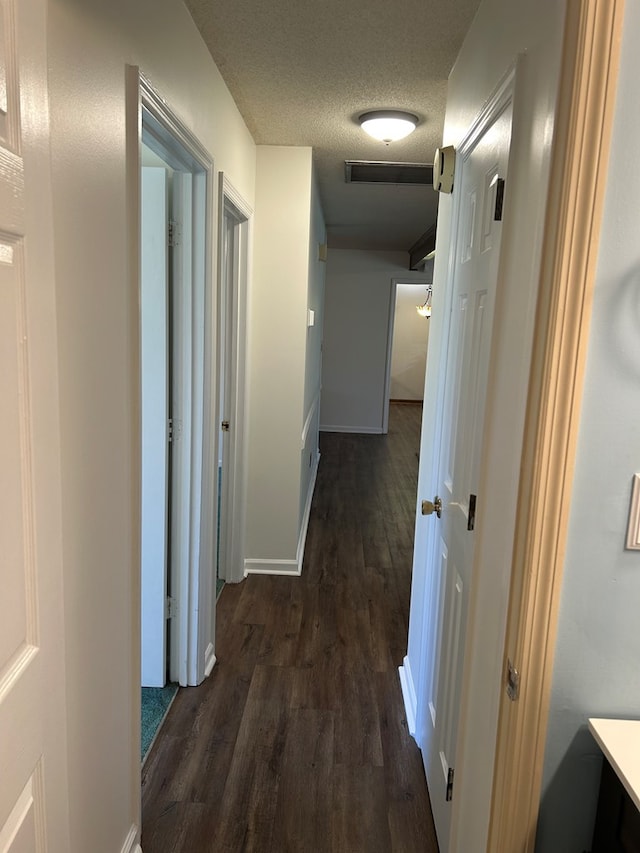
(358, 110), (419, 144)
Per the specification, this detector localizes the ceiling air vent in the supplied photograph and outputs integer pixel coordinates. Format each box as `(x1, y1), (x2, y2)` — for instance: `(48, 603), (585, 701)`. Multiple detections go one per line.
(345, 160), (433, 186)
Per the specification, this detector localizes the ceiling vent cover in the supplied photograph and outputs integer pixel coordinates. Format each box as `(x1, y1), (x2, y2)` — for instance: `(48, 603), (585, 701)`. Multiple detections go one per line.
(345, 160), (433, 186)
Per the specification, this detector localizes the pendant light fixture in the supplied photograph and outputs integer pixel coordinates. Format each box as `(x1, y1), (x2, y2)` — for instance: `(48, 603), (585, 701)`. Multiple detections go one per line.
(359, 110), (419, 144)
(416, 285), (433, 318)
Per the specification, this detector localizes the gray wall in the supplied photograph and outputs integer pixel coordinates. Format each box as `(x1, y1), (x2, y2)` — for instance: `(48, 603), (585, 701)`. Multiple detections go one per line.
(300, 171), (326, 528)
(537, 3), (640, 849)
(320, 248), (426, 433)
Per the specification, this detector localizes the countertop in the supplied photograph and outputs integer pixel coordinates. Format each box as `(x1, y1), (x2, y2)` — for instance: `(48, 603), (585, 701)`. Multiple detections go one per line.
(589, 717), (640, 811)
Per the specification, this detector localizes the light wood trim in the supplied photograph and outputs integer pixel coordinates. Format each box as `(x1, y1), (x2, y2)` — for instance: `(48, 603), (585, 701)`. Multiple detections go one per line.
(488, 1), (625, 850)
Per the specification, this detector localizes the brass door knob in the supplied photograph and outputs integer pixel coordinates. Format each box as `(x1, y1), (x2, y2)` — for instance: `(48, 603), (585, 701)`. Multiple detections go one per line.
(421, 496), (442, 518)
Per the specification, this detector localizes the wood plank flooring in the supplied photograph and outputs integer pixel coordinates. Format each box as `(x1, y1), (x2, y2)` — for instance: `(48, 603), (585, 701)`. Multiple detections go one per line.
(141, 402), (439, 852)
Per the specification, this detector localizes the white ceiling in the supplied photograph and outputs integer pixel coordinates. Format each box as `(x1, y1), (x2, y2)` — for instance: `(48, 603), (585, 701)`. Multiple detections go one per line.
(184, 0), (481, 253)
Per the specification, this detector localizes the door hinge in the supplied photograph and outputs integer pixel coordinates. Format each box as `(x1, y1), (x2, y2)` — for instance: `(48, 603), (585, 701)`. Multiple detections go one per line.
(446, 767), (455, 802)
(506, 658), (520, 701)
(168, 418), (182, 443)
(165, 596), (177, 619)
(168, 219), (181, 248)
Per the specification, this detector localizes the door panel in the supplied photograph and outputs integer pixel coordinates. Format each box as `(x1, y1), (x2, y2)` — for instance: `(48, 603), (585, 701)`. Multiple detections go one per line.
(421, 102), (513, 851)
(1, 0), (68, 846)
(217, 202), (242, 587)
(140, 166), (169, 687)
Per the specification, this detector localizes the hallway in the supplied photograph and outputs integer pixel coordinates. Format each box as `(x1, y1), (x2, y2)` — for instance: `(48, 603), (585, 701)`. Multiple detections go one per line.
(141, 403), (438, 852)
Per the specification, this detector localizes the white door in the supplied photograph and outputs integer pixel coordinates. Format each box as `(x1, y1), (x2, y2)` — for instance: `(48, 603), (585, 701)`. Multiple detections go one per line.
(140, 166), (170, 687)
(216, 209), (235, 584)
(0, 0), (70, 848)
(215, 188), (250, 588)
(420, 103), (513, 850)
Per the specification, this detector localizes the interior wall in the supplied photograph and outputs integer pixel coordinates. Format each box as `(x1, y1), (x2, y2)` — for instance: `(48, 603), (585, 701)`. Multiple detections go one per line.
(300, 170), (327, 528)
(244, 146), (312, 568)
(47, 0), (256, 849)
(537, 4), (640, 849)
(390, 284), (430, 401)
(404, 1), (567, 851)
(320, 248), (426, 433)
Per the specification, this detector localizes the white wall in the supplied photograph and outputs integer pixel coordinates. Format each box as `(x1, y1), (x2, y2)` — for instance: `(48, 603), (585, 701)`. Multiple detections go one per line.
(321, 249), (426, 433)
(244, 146), (315, 570)
(536, 4), (640, 850)
(404, 1), (566, 850)
(47, 0), (256, 849)
(300, 171), (326, 528)
(390, 284), (430, 401)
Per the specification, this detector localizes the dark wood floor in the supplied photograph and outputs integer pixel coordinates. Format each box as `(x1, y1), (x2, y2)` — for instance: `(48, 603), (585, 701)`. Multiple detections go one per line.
(141, 402), (439, 852)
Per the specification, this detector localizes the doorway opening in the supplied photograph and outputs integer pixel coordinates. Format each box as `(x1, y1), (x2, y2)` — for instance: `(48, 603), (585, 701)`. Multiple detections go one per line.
(136, 71), (216, 766)
(382, 277), (430, 434)
(215, 175), (251, 590)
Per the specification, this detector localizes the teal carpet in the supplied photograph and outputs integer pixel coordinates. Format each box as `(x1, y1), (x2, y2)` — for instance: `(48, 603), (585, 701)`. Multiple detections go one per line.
(141, 683), (178, 762)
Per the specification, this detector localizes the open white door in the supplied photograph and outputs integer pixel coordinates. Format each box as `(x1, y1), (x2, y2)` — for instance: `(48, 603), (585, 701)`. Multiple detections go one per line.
(215, 177), (251, 587)
(0, 0), (70, 847)
(419, 102), (513, 850)
(140, 166), (169, 687)
(217, 208), (235, 583)
(139, 81), (214, 686)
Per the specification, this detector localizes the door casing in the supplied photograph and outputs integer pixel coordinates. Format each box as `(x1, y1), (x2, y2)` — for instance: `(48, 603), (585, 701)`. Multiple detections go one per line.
(130, 67), (216, 687)
(215, 174), (251, 585)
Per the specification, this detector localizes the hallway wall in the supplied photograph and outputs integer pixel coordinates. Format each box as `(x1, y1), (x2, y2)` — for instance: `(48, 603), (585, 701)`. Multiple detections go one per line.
(320, 248), (426, 433)
(47, 0), (256, 849)
(245, 146), (326, 572)
(301, 171), (327, 527)
(537, 3), (640, 849)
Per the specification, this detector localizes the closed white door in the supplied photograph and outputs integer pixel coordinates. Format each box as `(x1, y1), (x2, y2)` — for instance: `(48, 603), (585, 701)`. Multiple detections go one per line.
(420, 103), (513, 851)
(140, 166), (169, 687)
(0, 0), (70, 848)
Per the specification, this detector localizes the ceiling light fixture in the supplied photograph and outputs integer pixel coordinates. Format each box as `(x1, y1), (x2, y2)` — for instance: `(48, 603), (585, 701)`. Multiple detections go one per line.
(358, 110), (419, 144)
(416, 285), (433, 319)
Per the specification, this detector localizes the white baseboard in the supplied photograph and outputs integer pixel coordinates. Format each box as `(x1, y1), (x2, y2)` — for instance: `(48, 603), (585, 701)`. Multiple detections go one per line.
(244, 452), (320, 578)
(120, 825), (141, 853)
(244, 558), (301, 576)
(319, 424), (383, 434)
(399, 656), (418, 740)
(204, 642), (216, 677)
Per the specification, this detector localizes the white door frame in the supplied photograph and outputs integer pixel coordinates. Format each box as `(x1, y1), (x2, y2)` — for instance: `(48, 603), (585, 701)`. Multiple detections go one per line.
(131, 68), (216, 686)
(382, 276), (429, 433)
(215, 174), (252, 585)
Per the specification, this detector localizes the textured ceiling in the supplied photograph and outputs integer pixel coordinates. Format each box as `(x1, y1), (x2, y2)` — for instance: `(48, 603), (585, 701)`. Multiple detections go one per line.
(185, 0), (481, 252)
